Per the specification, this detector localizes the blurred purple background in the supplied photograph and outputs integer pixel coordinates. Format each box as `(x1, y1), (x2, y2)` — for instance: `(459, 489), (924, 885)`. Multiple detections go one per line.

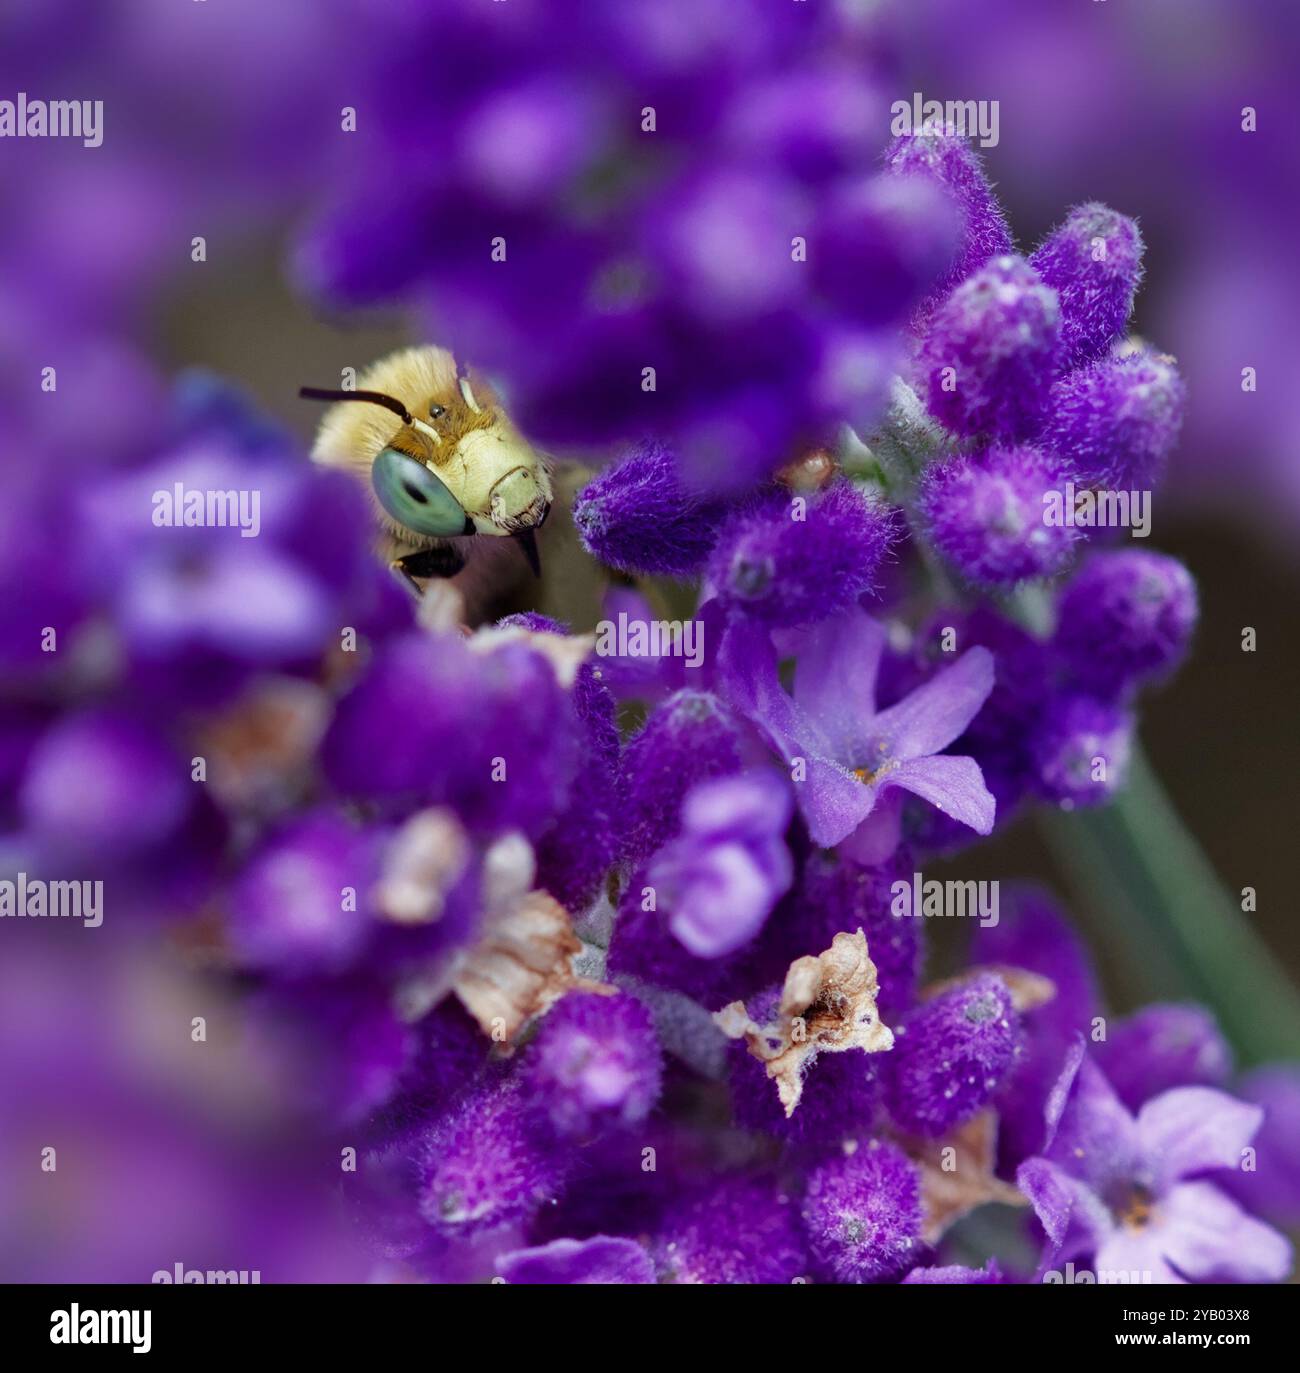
(1, 0), (1295, 1281)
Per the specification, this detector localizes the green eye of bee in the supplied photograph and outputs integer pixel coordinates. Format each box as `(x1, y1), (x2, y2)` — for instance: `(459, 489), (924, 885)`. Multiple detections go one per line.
(371, 446), (472, 537)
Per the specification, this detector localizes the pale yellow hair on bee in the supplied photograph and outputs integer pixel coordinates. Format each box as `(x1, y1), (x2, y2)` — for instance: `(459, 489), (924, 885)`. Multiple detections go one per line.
(309, 345), (461, 483)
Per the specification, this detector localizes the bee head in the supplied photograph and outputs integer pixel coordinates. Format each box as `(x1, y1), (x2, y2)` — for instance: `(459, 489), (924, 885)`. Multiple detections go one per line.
(301, 348), (552, 569)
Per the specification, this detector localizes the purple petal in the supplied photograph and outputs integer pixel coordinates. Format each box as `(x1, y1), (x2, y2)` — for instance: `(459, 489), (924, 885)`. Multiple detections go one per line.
(1137, 1086), (1264, 1189)
(666, 840), (781, 958)
(1093, 1227), (1184, 1285)
(717, 620), (876, 845)
(496, 1235), (656, 1284)
(1156, 1182), (1293, 1283)
(881, 753), (996, 835)
(1017, 1156), (1113, 1257)
(799, 761), (882, 848)
(1047, 1054), (1144, 1196)
(867, 646), (995, 761)
(791, 606), (887, 759)
(718, 619), (831, 761)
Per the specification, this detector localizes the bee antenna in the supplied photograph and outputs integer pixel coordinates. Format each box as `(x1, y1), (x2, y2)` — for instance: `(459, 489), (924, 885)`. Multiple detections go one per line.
(298, 386), (415, 426)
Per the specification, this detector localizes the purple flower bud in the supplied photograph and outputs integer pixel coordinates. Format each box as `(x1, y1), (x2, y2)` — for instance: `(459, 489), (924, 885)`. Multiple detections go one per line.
(1038, 349), (1185, 490)
(369, 1000), (486, 1148)
(619, 690), (747, 867)
(919, 445), (1080, 587)
(229, 810), (379, 977)
(653, 1175), (807, 1283)
(917, 255), (1062, 441)
(1032, 693), (1134, 808)
(648, 771), (793, 958)
(1096, 1004), (1233, 1112)
(1054, 550), (1198, 699)
(20, 709), (191, 860)
(419, 1076), (567, 1235)
(573, 439), (730, 577)
(883, 129), (1014, 317)
(496, 1235), (655, 1285)
(708, 479), (896, 627)
(1030, 203), (1144, 369)
(323, 631), (578, 839)
(526, 990), (663, 1140)
(813, 173), (959, 326)
(801, 1139), (922, 1283)
(500, 616), (624, 911)
(886, 973), (1022, 1137)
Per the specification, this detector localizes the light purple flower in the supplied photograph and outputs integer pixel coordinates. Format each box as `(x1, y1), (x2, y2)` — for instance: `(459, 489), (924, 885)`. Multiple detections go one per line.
(716, 607), (995, 855)
(648, 771), (793, 958)
(1017, 1043), (1292, 1284)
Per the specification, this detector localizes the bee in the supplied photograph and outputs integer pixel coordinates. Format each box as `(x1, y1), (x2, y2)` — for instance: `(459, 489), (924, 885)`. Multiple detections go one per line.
(300, 346), (552, 600)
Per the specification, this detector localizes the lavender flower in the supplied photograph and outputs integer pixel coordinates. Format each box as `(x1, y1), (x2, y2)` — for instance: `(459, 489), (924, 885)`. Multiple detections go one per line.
(1029, 204), (1144, 369)
(1032, 693), (1134, 808)
(525, 990), (663, 1140)
(801, 1140), (923, 1283)
(618, 690), (749, 866)
(885, 973), (1022, 1137)
(707, 479), (897, 627)
(717, 607), (995, 855)
(648, 771), (794, 958)
(919, 445), (1080, 587)
(883, 128), (1014, 317)
(917, 256), (1063, 441)
(1054, 551), (1198, 699)
(419, 1075), (568, 1235)
(653, 1175), (807, 1284)
(1038, 348), (1186, 490)
(1018, 1047), (1292, 1283)
(573, 440), (731, 577)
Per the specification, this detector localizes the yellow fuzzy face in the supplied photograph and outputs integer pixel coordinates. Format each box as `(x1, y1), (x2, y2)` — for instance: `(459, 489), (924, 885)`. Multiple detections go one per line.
(308, 346), (552, 549)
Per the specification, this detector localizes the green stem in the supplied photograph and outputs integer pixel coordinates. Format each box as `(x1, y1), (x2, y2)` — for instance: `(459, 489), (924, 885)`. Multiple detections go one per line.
(1039, 745), (1300, 1066)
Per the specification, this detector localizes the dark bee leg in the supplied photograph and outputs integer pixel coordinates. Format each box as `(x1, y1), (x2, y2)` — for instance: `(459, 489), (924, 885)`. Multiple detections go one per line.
(389, 544), (468, 595)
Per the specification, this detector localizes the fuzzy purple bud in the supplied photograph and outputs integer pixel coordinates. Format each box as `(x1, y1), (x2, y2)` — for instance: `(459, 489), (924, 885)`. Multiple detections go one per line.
(419, 1076), (567, 1235)
(20, 709), (191, 860)
(886, 973), (1021, 1137)
(229, 810), (378, 977)
(1039, 349), (1185, 490)
(814, 173), (959, 326)
(1032, 693), (1133, 808)
(883, 129), (1014, 316)
(503, 616), (624, 911)
(919, 445), (1080, 587)
(653, 1175), (807, 1284)
(526, 990), (663, 1140)
(1030, 203), (1144, 369)
(801, 1139), (923, 1283)
(573, 440), (730, 577)
(619, 690), (747, 866)
(708, 479), (895, 627)
(1054, 550), (1198, 698)
(917, 255), (1062, 441)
